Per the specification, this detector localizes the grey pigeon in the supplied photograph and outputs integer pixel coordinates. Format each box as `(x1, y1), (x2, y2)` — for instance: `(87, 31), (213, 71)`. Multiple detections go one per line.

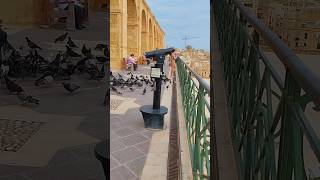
(62, 82), (80, 93)
(17, 90), (39, 106)
(54, 32), (68, 43)
(25, 37), (42, 50)
(142, 87), (146, 95)
(67, 37), (78, 48)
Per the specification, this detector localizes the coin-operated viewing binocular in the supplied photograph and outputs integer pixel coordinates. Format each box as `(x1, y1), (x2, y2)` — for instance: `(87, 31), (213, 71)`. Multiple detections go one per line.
(140, 47), (175, 129)
(144, 47), (175, 65)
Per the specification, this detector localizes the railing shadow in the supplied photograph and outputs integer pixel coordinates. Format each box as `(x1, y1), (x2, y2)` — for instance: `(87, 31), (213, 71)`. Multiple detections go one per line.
(213, 0), (320, 179)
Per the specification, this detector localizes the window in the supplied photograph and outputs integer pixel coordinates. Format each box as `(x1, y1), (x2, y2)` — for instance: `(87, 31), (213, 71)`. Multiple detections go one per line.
(295, 42), (299, 47)
(317, 43), (320, 49)
(305, 33), (308, 39)
(304, 43), (306, 47)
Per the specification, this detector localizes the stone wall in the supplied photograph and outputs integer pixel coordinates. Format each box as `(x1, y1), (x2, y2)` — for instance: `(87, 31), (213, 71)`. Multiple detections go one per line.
(110, 0), (165, 69)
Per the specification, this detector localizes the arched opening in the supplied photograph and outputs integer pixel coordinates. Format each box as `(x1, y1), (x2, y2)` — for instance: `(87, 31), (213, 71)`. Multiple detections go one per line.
(149, 19), (153, 50)
(127, 0), (138, 56)
(141, 10), (147, 54)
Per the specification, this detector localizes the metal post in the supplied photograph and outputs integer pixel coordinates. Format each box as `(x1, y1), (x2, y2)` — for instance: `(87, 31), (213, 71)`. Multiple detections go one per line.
(153, 62), (162, 109)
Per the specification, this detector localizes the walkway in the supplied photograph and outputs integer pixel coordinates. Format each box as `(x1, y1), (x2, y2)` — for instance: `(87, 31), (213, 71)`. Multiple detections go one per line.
(0, 10), (108, 179)
(110, 63), (172, 179)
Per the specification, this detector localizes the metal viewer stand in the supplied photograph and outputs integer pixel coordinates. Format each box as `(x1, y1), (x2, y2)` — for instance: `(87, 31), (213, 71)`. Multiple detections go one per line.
(140, 48), (175, 129)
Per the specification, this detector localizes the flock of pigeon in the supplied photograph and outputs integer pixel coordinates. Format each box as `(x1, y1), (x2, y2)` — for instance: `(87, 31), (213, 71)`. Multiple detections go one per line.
(0, 32), (109, 106)
(110, 71), (171, 96)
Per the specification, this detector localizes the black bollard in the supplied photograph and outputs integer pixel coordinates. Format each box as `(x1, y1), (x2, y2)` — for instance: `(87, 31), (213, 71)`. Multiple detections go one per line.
(94, 139), (109, 180)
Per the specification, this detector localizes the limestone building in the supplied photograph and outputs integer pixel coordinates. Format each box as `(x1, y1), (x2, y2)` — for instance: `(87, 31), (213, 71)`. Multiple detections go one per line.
(110, 0), (165, 69)
(0, 0), (105, 25)
(181, 46), (210, 79)
(243, 0), (320, 54)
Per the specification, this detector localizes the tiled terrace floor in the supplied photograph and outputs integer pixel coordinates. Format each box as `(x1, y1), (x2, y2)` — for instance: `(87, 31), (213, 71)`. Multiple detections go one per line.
(110, 64), (171, 180)
(0, 10), (108, 180)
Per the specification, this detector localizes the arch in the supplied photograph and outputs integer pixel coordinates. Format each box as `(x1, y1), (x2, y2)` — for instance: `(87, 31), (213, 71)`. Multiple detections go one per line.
(141, 9), (148, 54)
(127, 0), (138, 56)
(149, 19), (153, 50)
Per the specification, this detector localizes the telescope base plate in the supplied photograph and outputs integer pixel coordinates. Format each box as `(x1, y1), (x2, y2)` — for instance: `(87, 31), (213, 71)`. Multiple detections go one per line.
(140, 105), (168, 129)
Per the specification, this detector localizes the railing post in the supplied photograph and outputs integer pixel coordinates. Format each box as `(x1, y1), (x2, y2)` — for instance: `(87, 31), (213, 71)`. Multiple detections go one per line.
(176, 57), (211, 179)
(277, 71), (306, 180)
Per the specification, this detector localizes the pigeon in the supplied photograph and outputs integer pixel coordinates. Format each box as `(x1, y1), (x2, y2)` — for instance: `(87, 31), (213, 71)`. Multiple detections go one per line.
(96, 56), (107, 63)
(4, 76), (24, 94)
(111, 85), (117, 91)
(103, 47), (109, 57)
(313, 106), (320, 112)
(84, 48), (94, 59)
(81, 44), (89, 56)
(99, 65), (105, 77)
(111, 85), (122, 94)
(17, 90), (39, 106)
(51, 51), (63, 65)
(95, 44), (107, 51)
(102, 89), (109, 106)
(67, 37), (78, 48)
(34, 50), (48, 63)
(54, 32), (69, 43)
(142, 87), (146, 95)
(35, 74), (54, 86)
(117, 73), (123, 79)
(4, 41), (15, 51)
(66, 45), (81, 57)
(62, 82), (80, 93)
(137, 81), (143, 87)
(25, 37), (42, 50)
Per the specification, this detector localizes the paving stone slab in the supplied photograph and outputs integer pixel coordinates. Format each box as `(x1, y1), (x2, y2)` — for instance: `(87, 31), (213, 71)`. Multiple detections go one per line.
(112, 147), (144, 164)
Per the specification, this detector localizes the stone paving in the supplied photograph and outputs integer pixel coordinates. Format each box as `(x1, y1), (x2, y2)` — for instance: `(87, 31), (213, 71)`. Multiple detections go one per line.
(110, 63), (172, 180)
(0, 119), (44, 152)
(0, 10), (108, 180)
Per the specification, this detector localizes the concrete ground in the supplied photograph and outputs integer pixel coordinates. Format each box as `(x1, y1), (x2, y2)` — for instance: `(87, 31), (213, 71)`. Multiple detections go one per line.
(0, 10), (108, 180)
(110, 63), (173, 180)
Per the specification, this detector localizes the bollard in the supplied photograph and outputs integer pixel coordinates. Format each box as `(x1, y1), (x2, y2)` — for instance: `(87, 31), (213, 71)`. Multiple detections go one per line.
(94, 139), (109, 180)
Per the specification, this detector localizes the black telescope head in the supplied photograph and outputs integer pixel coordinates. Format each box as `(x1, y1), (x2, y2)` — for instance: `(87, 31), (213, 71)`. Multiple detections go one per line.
(144, 47), (175, 59)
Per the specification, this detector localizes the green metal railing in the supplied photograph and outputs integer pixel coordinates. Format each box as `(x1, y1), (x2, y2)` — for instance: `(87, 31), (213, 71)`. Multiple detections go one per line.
(176, 57), (213, 180)
(213, 0), (320, 179)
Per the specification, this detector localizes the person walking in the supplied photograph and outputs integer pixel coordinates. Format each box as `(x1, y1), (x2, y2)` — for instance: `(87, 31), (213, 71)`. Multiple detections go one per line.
(126, 54), (137, 71)
(168, 49), (177, 79)
(0, 20), (7, 58)
(0, 20), (8, 86)
(74, 0), (86, 30)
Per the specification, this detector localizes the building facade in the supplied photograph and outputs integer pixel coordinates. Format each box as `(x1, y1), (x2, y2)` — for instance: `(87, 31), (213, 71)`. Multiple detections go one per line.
(110, 0), (165, 69)
(244, 0), (320, 54)
(0, 0), (103, 25)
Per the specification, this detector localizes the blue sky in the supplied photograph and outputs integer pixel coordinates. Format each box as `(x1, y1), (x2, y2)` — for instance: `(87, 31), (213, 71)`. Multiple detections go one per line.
(146, 0), (210, 51)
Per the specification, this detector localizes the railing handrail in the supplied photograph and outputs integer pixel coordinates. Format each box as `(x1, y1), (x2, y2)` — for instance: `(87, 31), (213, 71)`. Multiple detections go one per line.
(232, 0), (320, 108)
(176, 56), (211, 179)
(177, 57), (210, 94)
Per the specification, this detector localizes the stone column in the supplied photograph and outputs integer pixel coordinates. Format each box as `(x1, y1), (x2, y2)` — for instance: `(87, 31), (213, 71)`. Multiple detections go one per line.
(110, 0), (127, 70)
